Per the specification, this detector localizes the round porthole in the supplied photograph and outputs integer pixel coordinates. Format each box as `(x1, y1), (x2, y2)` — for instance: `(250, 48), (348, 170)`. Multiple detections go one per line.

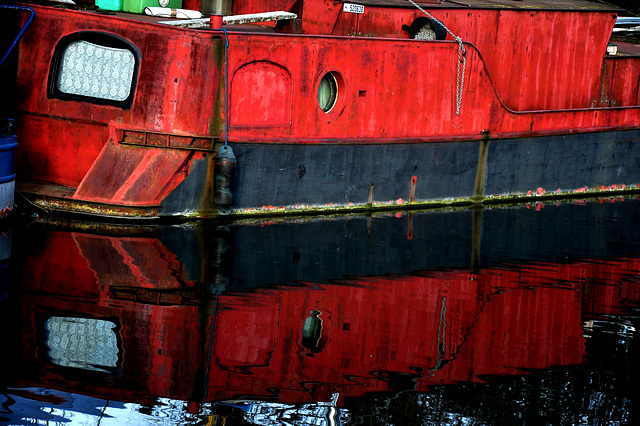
(318, 72), (338, 113)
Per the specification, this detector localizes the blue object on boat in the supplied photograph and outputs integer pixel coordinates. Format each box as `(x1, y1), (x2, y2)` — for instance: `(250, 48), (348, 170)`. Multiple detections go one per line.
(0, 119), (17, 215)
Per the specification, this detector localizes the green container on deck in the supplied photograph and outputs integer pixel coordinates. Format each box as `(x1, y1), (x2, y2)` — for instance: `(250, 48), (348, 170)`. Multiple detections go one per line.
(123, 0), (183, 14)
(96, 0), (123, 11)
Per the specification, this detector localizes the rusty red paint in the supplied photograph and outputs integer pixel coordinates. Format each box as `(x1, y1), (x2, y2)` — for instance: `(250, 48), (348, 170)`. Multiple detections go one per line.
(13, 6), (224, 189)
(224, 30), (636, 145)
(14, 5), (632, 152)
(4, 2), (640, 218)
(72, 140), (204, 207)
(121, 129), (215, 151)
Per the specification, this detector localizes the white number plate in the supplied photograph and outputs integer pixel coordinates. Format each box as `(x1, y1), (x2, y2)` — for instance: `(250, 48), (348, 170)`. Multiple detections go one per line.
(343, 3), (365, 14)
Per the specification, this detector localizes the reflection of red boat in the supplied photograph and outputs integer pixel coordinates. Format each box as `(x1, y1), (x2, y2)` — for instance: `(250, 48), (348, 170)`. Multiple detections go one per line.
(3, 1), (640, 219)
(4, 223), (639, 407)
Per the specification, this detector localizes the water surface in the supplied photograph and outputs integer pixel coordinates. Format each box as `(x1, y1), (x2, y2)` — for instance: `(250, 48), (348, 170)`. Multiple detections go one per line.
(1, 198), (638, 424)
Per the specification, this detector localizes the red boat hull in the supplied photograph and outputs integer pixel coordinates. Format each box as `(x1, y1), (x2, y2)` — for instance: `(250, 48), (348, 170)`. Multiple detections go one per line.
(3, 2), (640, 218)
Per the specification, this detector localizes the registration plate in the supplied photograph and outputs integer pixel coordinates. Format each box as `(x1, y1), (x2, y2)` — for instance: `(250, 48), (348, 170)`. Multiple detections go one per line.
(343, 3), (365, 14)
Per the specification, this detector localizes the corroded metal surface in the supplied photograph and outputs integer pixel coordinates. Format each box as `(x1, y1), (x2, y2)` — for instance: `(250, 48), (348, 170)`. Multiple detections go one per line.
(28, 196), (159, 218)
(120, 129), (215, 151)
(5, 2), (640, 219)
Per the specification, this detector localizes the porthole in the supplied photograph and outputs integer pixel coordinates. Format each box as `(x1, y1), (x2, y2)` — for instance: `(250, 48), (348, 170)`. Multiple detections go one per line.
(318, 72), (338, 113)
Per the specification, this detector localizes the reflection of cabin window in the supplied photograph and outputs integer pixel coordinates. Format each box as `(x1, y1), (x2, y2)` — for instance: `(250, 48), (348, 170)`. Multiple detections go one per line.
(48, 32), (139, 108)
(45, 316), (119, 373)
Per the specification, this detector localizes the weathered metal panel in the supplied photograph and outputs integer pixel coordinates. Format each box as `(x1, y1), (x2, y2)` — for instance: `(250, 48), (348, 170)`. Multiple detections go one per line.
(11, 6), (636, 146)
(13, 5), (224, 185)
(224, 30), (638, 145)
(440, 9), (616, 111)
(16, 115), (109, 187)
(158, 155), (215, 216)
(7, 3), (640, 219)
(600, 56), (640, 107)
(74, 140), (207, 207)
(230, 141), (480, 210)
(16, 8), (223, 134)
(241, 1), (617, 111)
(229, 61), (293, 126)
(484, 130), (640, 196)
(226, 34), (492, 141)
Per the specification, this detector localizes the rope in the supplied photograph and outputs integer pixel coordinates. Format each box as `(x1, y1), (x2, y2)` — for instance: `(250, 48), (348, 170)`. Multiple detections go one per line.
(217, 28), (230, 148)
(202, 292), (219, 403)
(15, 190), (51, 215)
(406, 0), (467, 115)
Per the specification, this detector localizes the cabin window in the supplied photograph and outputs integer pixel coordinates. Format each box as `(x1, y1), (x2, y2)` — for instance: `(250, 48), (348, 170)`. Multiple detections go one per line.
(318, 72), (338, 112)
(48, 32), (139, 108)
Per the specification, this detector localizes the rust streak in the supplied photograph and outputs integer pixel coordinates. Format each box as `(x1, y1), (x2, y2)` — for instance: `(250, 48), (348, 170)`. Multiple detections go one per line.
(474, 138), (490, 199)
(410, 176), (417, 203)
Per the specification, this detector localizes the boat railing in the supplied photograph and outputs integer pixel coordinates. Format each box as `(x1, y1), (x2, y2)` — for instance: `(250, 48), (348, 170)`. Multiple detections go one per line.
(0, 4), (35, 68)
(157, 10), (297, 29)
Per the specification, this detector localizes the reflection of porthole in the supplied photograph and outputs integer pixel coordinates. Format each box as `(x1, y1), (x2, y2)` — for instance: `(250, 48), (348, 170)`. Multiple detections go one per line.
(318, 72), (338, 113)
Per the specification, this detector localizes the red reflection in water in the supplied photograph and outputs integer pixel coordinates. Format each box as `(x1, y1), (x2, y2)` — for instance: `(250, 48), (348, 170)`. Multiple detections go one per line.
(6, 230), (640, 408)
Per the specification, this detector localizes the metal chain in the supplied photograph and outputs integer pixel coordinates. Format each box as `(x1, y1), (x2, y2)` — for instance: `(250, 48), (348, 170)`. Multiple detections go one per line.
(406, 0), (467, 115)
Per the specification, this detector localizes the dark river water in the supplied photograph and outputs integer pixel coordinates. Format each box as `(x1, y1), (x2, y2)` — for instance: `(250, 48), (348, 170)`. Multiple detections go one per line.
(0, 197), (639, 425)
